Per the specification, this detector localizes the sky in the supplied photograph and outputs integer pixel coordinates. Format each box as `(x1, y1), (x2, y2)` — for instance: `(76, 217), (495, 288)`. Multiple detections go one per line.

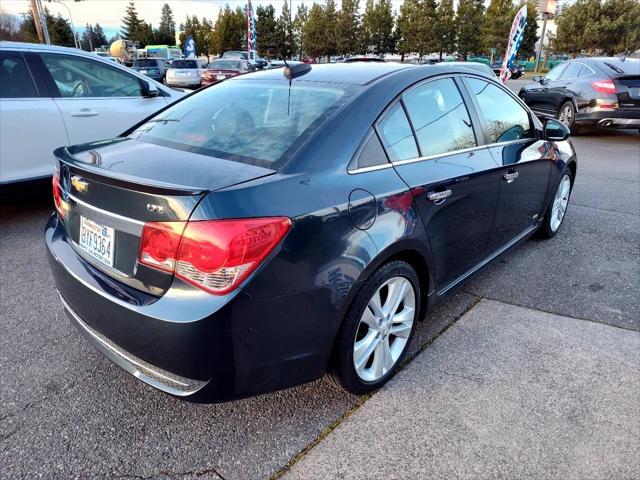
(1, 0), (387, 39)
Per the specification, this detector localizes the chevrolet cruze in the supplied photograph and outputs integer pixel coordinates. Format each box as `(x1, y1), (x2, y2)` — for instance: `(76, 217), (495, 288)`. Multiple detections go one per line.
(46, 63), (577, 401)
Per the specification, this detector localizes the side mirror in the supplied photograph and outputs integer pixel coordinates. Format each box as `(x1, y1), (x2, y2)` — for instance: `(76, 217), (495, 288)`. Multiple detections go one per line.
(533, 75), (543, 83)
(141, 80), (160, 98)
(543, 118), (570, 141)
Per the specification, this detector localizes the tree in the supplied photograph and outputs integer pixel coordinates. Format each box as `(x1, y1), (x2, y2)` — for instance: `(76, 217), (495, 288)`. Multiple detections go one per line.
(336, 0), (361, 56)
(395, 0), (437, 60)
(158, 4), (176, 45)
(518, 0), (538, 60)
(293, 3), (309, 58)
(0, 9), (24, 41)
(256, 4), (278, 57)
(304, 3), (326, 60)
(599, 0), (640, 55)
(361, 0), (395, 56)
(482, 0), (516, 57)
(18, 7), (74, 46)
(555, 0), (602, 56)
(94, 23), (108, 47)
(435, 0), (456, 60)
(209, 7), (246, 56)
(323, 0), (339, 60)
(276, 0), (297, 59)
(81, 22), (108, 51)
(456, 0), (484, 60)
(121, 1), (142, 40)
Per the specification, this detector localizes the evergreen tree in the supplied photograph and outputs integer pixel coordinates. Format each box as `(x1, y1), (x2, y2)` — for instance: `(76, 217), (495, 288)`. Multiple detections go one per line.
(598, 0), (640, 54)
(94, 23), (108, 47)
(361, 0), (395, 56)
(120, 1), (142, 40)
(19, 8), (73, 46)
(323, 0), (338, 60)
(304, 3), (326, 60)
(276, 0), (297, 59)
(293, 3), (309, 58)
(159, 3), (176, 45)
(555, 0), (602, 56)
(456, 0), (484, 60)
(209, 7), (246, 56)
(435, 0), (456, 60)
(481, 0), (516, 57)
(256, 4), (278, 57)
(336, 0), (360, 56)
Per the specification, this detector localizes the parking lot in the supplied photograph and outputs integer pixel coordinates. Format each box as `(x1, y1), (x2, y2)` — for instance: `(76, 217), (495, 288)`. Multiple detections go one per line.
(1, 78), (639, 478)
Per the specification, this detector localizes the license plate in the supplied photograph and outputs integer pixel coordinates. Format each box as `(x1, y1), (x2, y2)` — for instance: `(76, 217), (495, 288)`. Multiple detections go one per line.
(140, 70), (147, 74)
(179, 72), (188, 77)
(79, 216), (115, 267)
(216, 74), (225, 80)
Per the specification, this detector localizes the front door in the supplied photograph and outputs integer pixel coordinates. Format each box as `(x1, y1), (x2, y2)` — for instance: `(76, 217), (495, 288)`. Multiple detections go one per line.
(37, 52), (167, 145)
(376, 77), (501, 291)
(463, 77), (552, 253)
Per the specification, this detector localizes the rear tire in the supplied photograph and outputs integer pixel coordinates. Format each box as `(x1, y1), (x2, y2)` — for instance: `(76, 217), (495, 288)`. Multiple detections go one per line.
(558, 101), (580, 135)
(538, 169), (573, 239)
(328, 261), (420, 395)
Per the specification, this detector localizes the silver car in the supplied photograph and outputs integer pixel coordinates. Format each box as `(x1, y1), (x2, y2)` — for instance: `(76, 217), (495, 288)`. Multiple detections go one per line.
(166, 59), (207, 88)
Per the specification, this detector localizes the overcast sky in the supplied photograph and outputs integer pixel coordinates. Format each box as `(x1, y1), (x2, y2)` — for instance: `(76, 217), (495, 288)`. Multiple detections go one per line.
(2, 0), (398, 39)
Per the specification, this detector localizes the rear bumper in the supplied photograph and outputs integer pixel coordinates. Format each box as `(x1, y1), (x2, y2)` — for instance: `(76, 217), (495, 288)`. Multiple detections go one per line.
(166, 78), (201, 88)
(576, 107), (640, 128)
(45, 214), (337, 402)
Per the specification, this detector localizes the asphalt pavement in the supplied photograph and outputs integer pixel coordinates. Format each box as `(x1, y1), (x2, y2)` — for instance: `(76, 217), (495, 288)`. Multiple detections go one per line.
(1, 81), (638, 478)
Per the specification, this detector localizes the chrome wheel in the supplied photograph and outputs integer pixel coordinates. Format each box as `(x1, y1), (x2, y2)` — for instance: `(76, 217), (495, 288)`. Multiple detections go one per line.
(558, 104), (573, 127)
(550, 174), (571, 232)
(353, 276), (416, 382)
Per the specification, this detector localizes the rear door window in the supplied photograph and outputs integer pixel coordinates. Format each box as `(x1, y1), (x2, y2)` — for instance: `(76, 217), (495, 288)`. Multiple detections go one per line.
(376, 103), (419, 161)
(560, 62), (582, 80)
(545, 63), (567, 81)
(402, 77), (476, 156)
(0, 51), (39, 98)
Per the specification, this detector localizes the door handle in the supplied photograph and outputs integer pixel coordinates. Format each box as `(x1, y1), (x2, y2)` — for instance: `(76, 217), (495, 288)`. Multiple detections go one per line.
(503, 171), (519, 183)
(70, 109), (99, 117)
(427, 189), (452, 204)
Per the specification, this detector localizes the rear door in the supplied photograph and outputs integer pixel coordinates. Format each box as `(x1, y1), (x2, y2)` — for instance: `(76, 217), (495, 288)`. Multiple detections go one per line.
(36, 52), (168, 145)
(381, 76), (500, 292)
(0, 50), (68, 183)
(462, 77), (551, 253)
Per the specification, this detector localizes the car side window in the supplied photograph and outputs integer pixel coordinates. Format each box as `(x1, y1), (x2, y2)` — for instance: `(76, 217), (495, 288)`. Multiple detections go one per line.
(355, 130), (389, 169)
(40, 53), (142, 98)
(560, 62), (582, 80)
(545, 63), (567, 81)
(578, 64), (594, 78)
(0, 51), (39, 98)
(376, 103), (419, 161)
(402, 78), (476, 156)
(466, 78), (533, 143)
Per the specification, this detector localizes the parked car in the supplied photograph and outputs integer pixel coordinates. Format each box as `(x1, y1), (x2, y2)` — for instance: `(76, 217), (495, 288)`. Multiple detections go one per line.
(446, 61), (496, 78)
(222, 50), (268, 70)
(343, 56), (385, 63)
(165, 59), (207, 88)
(46, 62), (577, 402)
(0, 42), (183, 184)
(519, 57), (640, 133)
(131, 58), (168, 82)
(200, 59), (255, 86)
(266, 60), (303, 70)
(490, 61), (524, 79)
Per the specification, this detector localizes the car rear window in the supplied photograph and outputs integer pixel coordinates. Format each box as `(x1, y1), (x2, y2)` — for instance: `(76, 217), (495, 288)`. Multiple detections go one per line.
(129, 79), (356, 168)
(599, 58), (640, 75)
(209, 60), (241, 70)
(172, 60), (198, 69)
(133, 59), (159, 67)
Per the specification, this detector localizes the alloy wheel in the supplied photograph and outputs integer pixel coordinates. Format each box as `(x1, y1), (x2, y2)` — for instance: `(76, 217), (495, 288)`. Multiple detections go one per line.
(550, 174), (571, 232)
(353, 276), (416, 382)
(558, 104), (573, 127)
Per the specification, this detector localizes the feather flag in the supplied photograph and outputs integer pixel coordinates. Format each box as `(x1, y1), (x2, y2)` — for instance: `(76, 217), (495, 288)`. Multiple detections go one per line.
(183, 35), (196, 59)
(500, 5), (527, 84)
(246, 0), (257, 62)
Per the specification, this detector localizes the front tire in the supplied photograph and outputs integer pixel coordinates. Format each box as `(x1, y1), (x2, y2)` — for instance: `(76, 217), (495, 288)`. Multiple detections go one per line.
(328, 261), (420, 395)
(538, 169), (573, 238)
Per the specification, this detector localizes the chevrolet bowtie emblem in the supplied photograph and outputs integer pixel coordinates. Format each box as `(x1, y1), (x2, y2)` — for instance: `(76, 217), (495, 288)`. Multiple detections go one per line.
(71, 175), (89, 193)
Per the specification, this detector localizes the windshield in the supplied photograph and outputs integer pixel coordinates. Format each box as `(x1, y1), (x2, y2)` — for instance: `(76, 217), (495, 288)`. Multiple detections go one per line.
(209, 60), (241, 70)
(172, 60), (198, 69)
(133, 59), (159, 68)
(223, 51), (247, 60)
(129, 79), (356, 168)
(600, 58), (640, 75)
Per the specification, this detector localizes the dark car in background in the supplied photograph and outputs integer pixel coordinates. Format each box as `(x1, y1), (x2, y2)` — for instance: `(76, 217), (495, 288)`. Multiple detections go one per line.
(201, 59), (255, 86)
(490, 61), (524, 79)
(519, 57), (640, 133)
(46, 63), (577, 402)
(343, 56), (385, 63)
(222, 50), (268, 70)
(447, 61), (496, 78)
(131, 58), (168, 82)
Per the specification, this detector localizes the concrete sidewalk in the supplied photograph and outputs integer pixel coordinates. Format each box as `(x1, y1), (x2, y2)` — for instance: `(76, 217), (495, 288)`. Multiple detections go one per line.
(285, 300), (640, 480)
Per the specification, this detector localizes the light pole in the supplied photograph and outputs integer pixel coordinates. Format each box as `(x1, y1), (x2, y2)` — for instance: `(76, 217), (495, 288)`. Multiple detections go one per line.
(534, 0), (557, 73)
(48, 0), (79, 49)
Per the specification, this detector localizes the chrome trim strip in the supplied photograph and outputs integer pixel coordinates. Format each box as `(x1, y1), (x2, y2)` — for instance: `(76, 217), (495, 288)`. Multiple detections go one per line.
(59, 292), (207, 396)
(348, 163), (395, 174)
(390, 144), (489, 167)
(67, 192), (145, 226)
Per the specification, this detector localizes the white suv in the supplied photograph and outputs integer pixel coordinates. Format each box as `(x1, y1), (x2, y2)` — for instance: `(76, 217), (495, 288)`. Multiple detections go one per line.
(0, 42), (184, 184)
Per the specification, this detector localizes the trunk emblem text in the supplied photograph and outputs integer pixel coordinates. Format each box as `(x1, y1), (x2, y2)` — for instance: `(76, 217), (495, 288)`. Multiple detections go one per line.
(147, 204), (164, 213)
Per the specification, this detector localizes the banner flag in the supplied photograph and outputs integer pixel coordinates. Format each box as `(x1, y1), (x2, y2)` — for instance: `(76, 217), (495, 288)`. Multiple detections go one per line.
(500, 5), (527, 84)
(246, 1), (257, 62)
(183, 35), (196, 59)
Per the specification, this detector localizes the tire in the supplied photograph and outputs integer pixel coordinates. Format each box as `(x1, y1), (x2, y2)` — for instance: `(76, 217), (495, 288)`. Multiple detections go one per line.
(328, 260), (420, 395)
(558, 101), (580, 135)
(538, 169), (573, 239)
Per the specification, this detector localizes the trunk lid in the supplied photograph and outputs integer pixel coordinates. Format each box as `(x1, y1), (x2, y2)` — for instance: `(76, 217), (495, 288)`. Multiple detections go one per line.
(55, 138), (275, 296)
(613, 75), (640, 109)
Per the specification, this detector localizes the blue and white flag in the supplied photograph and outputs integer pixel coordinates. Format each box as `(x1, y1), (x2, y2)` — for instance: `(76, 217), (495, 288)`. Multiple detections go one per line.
(500, 5), (527, 84)
(183, 35), (196, 59)
(246, 1), (257, 61)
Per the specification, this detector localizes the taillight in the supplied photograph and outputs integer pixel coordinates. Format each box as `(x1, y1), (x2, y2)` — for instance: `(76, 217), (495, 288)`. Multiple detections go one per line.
(138, 217), (291, 295)
(52, 170), (64, 218)
(591, 79), (616, 94)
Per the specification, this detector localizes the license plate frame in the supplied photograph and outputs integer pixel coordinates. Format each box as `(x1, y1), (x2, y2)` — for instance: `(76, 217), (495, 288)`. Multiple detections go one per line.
(78, 215), (115, 268)
(216, 74), (225, 80)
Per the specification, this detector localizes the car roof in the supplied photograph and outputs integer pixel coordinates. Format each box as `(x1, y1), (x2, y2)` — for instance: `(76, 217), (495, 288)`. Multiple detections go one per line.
(238, 62), (415, 86)
(1, 41), (96, 56)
